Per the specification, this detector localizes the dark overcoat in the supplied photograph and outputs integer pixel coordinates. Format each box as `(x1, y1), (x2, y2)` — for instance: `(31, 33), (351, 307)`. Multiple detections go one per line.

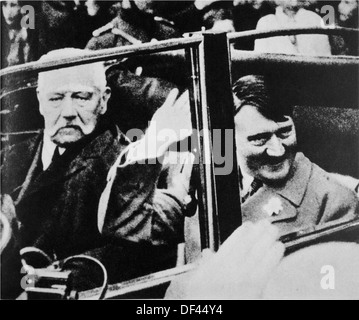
(1, 122), (185, 298)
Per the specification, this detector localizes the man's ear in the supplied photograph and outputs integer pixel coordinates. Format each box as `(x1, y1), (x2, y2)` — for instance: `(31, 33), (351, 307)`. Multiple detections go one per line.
(36, 89), (44, 116)
(99, 87), (111, 115)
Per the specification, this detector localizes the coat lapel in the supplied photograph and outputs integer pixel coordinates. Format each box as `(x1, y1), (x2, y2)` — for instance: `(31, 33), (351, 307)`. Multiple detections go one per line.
(242, 187), (298, 223)
(242, 153), (313, 224)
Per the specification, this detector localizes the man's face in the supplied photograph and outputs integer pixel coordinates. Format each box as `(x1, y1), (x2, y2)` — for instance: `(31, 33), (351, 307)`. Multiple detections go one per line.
(235, 105), (297, 185)
(338, 0), (358, 22)
(37, 66), (110, 147)
(2, 1), (21, 27)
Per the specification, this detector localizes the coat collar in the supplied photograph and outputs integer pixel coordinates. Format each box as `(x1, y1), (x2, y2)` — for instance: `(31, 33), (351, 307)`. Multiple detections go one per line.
(270, 152), (312, 207)
(242, 152), (313, 224)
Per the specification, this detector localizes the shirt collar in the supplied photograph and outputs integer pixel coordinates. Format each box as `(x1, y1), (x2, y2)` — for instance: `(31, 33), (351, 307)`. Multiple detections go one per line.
(41, 134), (66, 171)
(240, 171), (255, 199)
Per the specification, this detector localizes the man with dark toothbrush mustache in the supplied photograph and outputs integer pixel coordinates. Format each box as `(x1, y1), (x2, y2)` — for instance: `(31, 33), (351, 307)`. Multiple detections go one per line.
(233, 75), (359, 237)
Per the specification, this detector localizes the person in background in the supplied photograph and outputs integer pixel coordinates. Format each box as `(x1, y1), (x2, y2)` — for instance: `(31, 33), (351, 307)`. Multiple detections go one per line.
(85, 1), (234, 135)
(338, 0), (358, 27)
(233, 0), (275, 50)
(254, 0), (332, 55)
(331, 0), (358, 55)
(36, 1), (117, 56)
(1, 0), (37, 68)
(86, 0), (234, 50)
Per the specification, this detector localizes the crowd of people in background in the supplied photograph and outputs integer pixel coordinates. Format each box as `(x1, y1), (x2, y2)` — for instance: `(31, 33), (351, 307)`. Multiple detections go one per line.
(1, 0), (358, 69)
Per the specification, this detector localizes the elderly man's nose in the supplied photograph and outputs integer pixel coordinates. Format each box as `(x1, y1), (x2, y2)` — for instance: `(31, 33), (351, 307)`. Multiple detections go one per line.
(61, 98), (77, 119)
(266, 136), (285, 157)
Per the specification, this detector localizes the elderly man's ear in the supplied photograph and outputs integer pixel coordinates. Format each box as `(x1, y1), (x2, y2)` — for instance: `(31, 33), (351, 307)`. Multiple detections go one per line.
(99, 87), (111, 115)
(36, 89), (45, 116)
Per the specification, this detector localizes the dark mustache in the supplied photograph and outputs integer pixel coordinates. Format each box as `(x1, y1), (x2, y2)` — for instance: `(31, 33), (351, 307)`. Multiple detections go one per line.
(261, 144), (298, 166)
(263, 154), (288, 165)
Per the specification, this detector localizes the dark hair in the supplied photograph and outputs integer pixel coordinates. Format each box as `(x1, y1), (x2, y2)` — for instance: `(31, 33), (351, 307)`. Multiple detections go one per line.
(233, 74), (292, 121)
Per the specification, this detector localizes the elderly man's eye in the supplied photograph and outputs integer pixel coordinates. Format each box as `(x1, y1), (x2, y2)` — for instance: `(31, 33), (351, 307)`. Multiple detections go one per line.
(49, 96), (62, 102)
(76, 96), (88, 101)
(74, 93), (92, 101)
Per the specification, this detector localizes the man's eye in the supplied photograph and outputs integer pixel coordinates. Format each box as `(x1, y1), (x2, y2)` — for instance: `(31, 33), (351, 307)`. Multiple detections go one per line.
(251, 138), (268, 146)
(248, 134), (270, 146)
(277, 127), (292, 139)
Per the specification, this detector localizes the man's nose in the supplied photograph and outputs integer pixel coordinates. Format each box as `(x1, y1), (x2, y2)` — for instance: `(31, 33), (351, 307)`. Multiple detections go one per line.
(266, 136), (285, 157)
(60, 97), (77, 120)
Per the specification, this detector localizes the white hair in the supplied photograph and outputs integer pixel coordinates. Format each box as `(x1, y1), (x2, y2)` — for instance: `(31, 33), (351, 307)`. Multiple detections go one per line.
(37, 48), (107, 92)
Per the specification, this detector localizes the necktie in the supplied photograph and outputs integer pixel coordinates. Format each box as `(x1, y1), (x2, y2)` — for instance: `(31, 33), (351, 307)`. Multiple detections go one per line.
(242, 179), (263, 203)
(51, 146), (62, 166)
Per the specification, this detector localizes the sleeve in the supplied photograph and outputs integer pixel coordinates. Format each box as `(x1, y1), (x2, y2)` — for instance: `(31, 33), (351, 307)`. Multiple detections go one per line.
(318, 177), (359, 232)
(316, 185), (359, 245)
(99, 155), (188, 247)
(328, 173), (359, 196)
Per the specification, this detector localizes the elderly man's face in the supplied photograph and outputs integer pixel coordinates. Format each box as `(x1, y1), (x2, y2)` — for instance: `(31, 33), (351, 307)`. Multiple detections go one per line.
(37, 66), (110, 147)
(235, 105), (297, 185)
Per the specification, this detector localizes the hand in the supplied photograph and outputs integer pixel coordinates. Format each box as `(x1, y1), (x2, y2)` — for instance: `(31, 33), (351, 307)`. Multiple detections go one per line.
(144, 89), (192, 159)
(184, 220), (285, 299)
(119, 89), (192, 164)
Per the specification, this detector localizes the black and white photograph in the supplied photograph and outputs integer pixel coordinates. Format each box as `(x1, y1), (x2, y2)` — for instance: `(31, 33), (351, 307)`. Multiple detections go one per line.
(1, 0), (359, 302)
